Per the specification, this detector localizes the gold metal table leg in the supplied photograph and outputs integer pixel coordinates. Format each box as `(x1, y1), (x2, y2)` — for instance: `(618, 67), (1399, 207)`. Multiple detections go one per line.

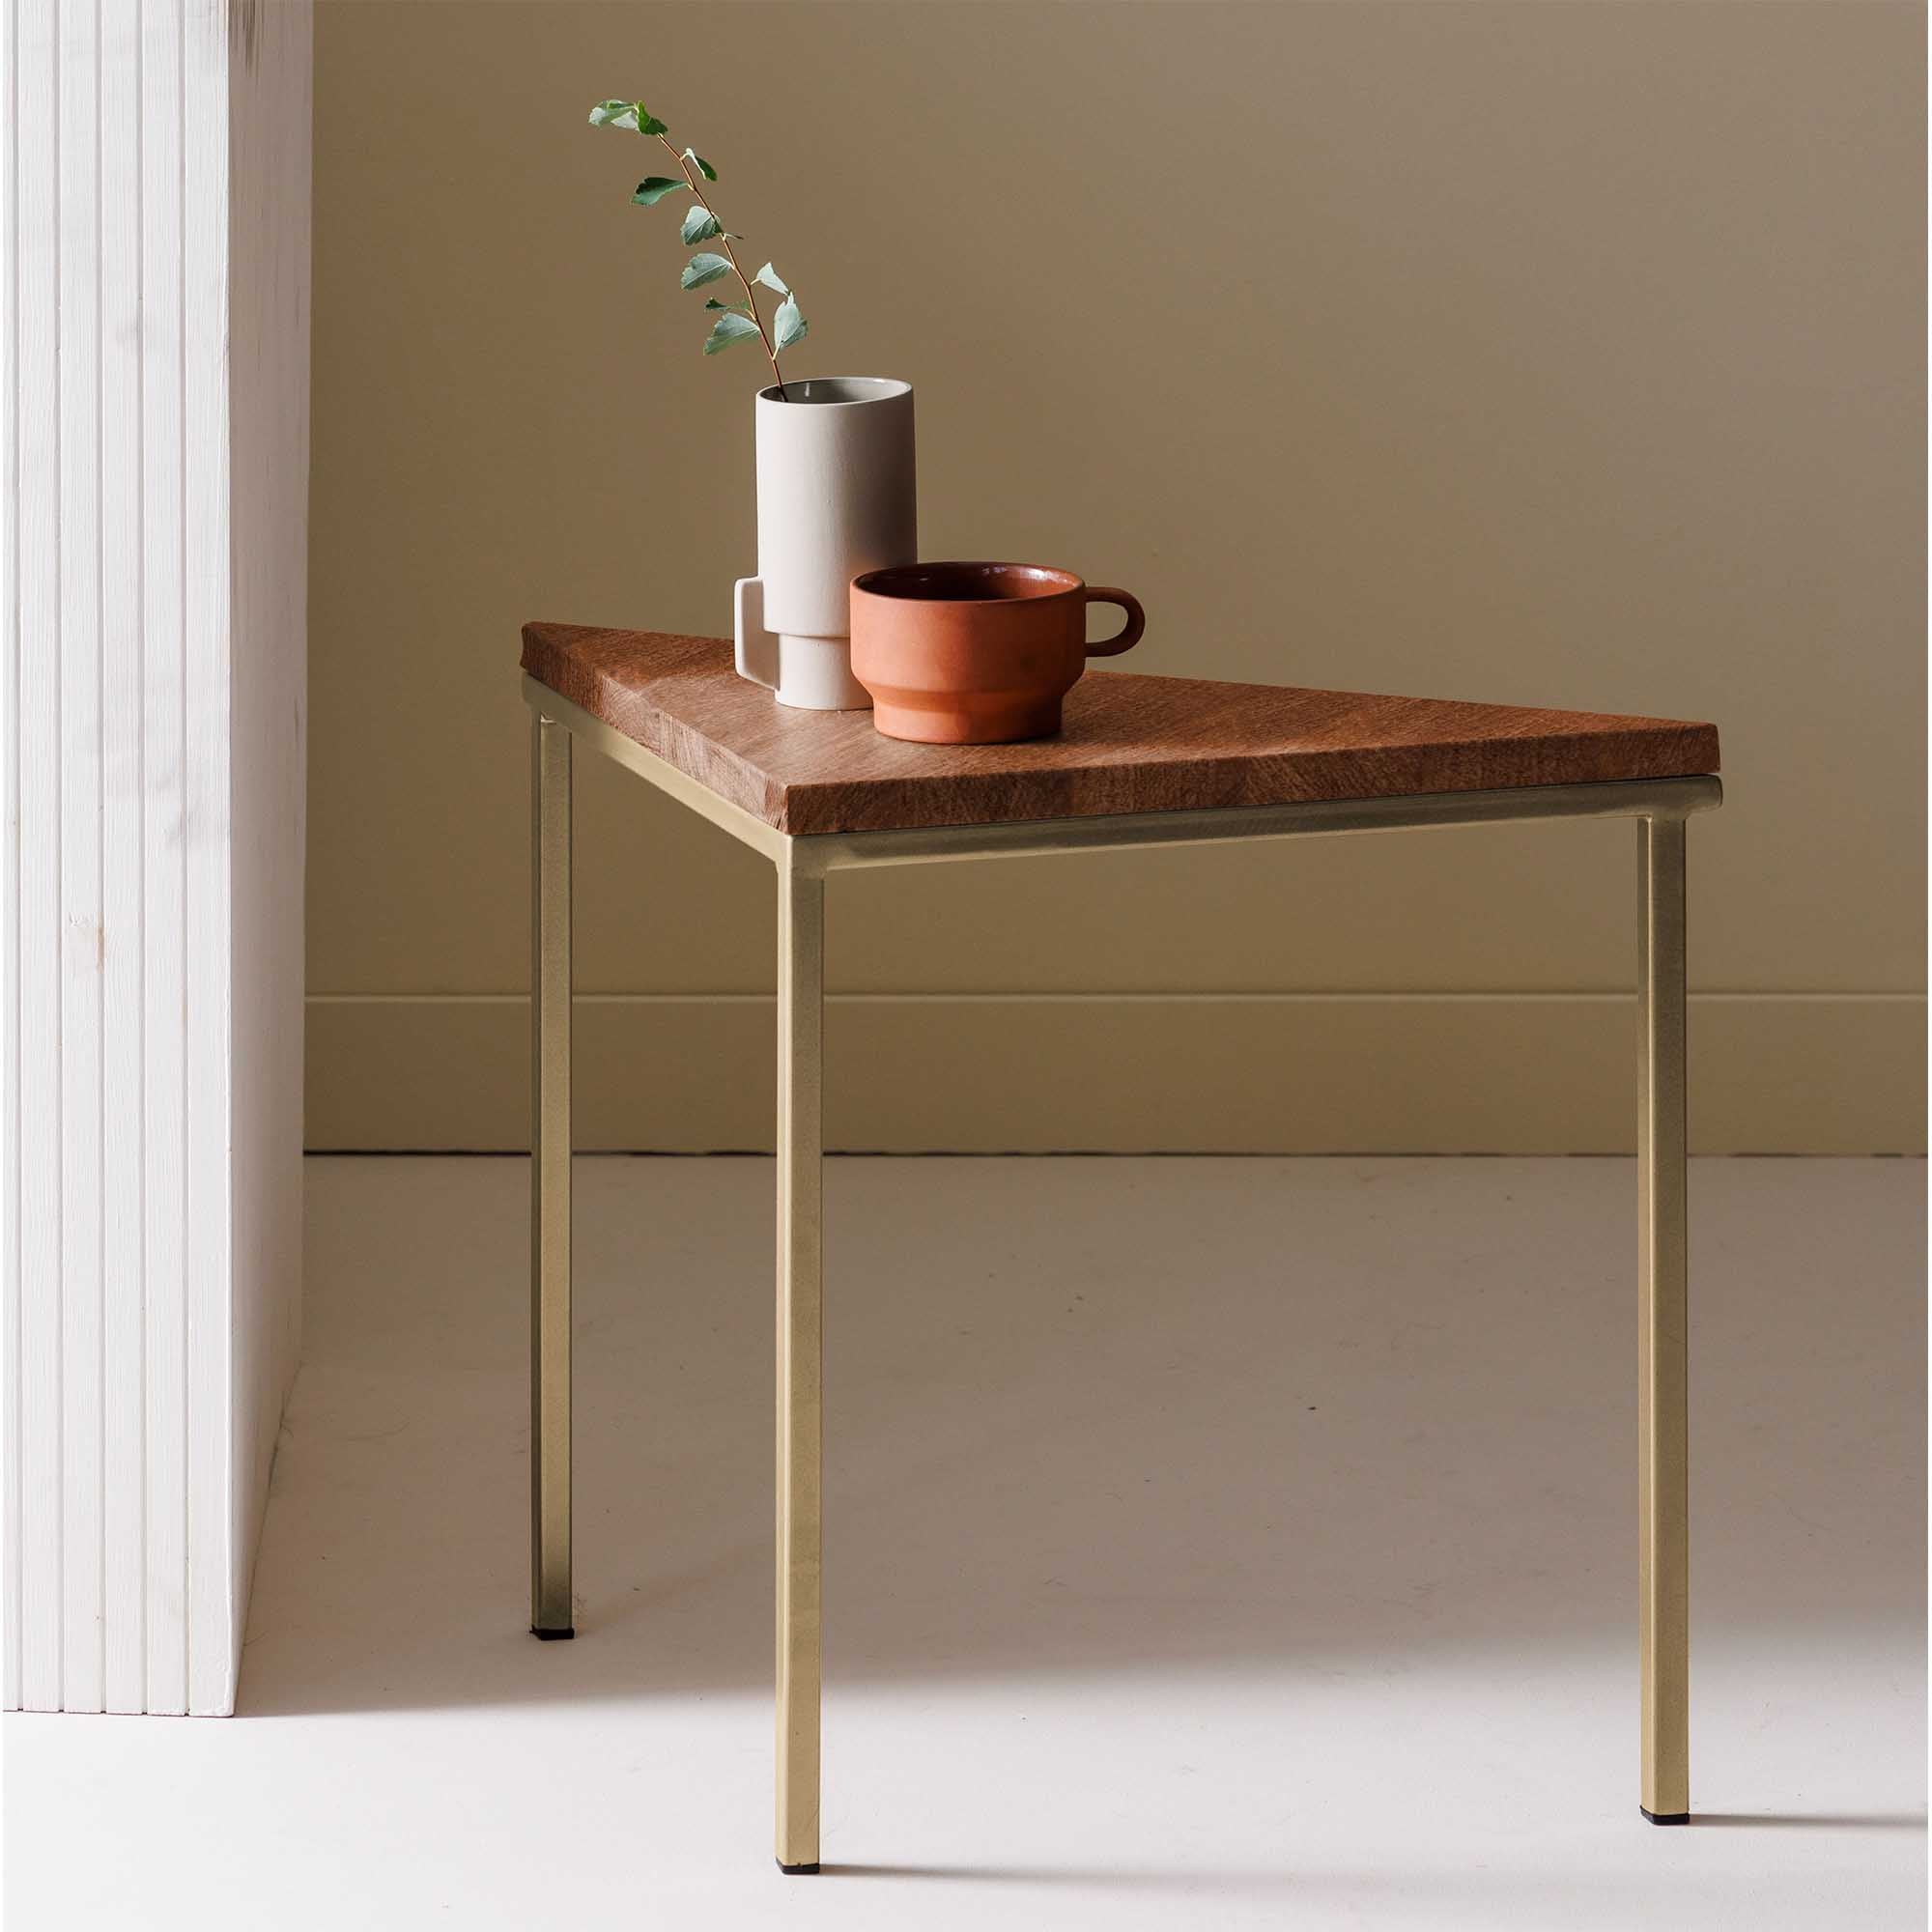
(775, 844), (825, 1873)
(530, 714), (574, 1638)
(1636, 813), (1689, 1820)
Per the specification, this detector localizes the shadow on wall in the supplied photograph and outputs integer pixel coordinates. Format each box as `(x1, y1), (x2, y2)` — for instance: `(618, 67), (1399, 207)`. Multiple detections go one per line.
(241, 1156), (1924, 1724)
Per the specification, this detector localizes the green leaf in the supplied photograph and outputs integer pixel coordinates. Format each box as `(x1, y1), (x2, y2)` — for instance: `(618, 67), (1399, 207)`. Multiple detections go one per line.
(703, 298), (753, 312)
(680, 206), (722, 245)
(773, 295), (808, 352)
(589, 99), (668, 136)
(680, 252), (733, 290)
(684, 148), (718, 183)
(704, 312), (762, 355)
(632, 176), (687, 208)
(752, 262), (789, 296)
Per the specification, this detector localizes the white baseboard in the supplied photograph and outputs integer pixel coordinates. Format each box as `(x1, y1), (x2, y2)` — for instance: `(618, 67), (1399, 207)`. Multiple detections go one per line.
(304, 993), (1923, 1155)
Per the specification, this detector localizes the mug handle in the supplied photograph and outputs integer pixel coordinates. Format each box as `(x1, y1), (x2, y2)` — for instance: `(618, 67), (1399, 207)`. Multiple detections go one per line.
(1084, 586), (1145, 658)
(734, 576), (781, 691)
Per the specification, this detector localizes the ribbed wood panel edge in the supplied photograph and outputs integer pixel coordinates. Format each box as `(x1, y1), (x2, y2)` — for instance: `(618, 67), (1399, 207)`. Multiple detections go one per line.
(4, 0), (310, 1717)
(305, 993), (1924, 1156)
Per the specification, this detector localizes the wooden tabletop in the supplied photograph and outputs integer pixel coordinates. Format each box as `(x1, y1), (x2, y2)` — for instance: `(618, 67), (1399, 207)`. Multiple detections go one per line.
(522, 623), (1719, 838)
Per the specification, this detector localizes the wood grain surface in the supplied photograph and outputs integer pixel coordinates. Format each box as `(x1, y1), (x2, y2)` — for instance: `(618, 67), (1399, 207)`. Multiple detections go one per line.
(521, 623), (1720, 837)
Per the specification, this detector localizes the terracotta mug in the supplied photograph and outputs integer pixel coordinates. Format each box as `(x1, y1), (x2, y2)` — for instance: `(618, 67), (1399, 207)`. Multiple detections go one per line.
(849, 562), (1146, 744)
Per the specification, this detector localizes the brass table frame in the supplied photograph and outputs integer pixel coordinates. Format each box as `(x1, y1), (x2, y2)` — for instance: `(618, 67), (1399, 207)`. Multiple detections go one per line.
(522, 672), (1722, 1870)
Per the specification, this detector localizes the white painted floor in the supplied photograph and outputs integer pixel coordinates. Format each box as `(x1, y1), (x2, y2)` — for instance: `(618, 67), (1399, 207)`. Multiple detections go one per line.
(6, 1156), (1924, 1930)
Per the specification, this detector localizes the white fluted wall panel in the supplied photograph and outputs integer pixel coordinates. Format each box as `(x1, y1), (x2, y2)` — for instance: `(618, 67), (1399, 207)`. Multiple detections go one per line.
(4, 0), (310, 1717)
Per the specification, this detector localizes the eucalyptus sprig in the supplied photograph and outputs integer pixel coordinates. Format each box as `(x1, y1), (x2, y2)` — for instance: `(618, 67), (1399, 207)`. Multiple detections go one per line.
(589, 97), (808, 399)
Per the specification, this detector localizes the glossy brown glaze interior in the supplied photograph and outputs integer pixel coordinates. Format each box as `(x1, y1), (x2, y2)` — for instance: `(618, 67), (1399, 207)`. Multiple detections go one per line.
(852, 561), (1081, 605)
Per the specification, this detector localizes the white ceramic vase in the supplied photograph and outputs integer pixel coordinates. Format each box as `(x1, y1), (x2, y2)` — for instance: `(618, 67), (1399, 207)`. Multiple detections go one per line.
(734, 377), (917, 710)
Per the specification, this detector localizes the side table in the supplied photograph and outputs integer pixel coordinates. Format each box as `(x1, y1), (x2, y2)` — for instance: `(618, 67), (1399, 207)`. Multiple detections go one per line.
(518, 621), (1722, 1871)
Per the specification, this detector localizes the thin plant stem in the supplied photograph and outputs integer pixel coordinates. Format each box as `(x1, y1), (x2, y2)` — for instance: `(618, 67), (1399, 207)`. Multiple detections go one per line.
(658, 134), (789, 400)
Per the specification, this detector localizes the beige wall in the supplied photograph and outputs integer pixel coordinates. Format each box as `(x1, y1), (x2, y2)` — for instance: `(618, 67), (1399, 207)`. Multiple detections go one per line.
(307, 0), (1925, 1151)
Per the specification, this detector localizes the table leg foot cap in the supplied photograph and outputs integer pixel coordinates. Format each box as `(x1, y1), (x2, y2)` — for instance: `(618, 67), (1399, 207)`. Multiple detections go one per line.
(530, 1626), (576, 1641)
(778, 1861), (820, 1876)
(1641, 1807), (1690, 1826)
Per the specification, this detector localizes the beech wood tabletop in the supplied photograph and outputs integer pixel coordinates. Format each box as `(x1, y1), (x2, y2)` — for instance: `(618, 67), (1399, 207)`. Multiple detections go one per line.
(522, 622), (1719, 838)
